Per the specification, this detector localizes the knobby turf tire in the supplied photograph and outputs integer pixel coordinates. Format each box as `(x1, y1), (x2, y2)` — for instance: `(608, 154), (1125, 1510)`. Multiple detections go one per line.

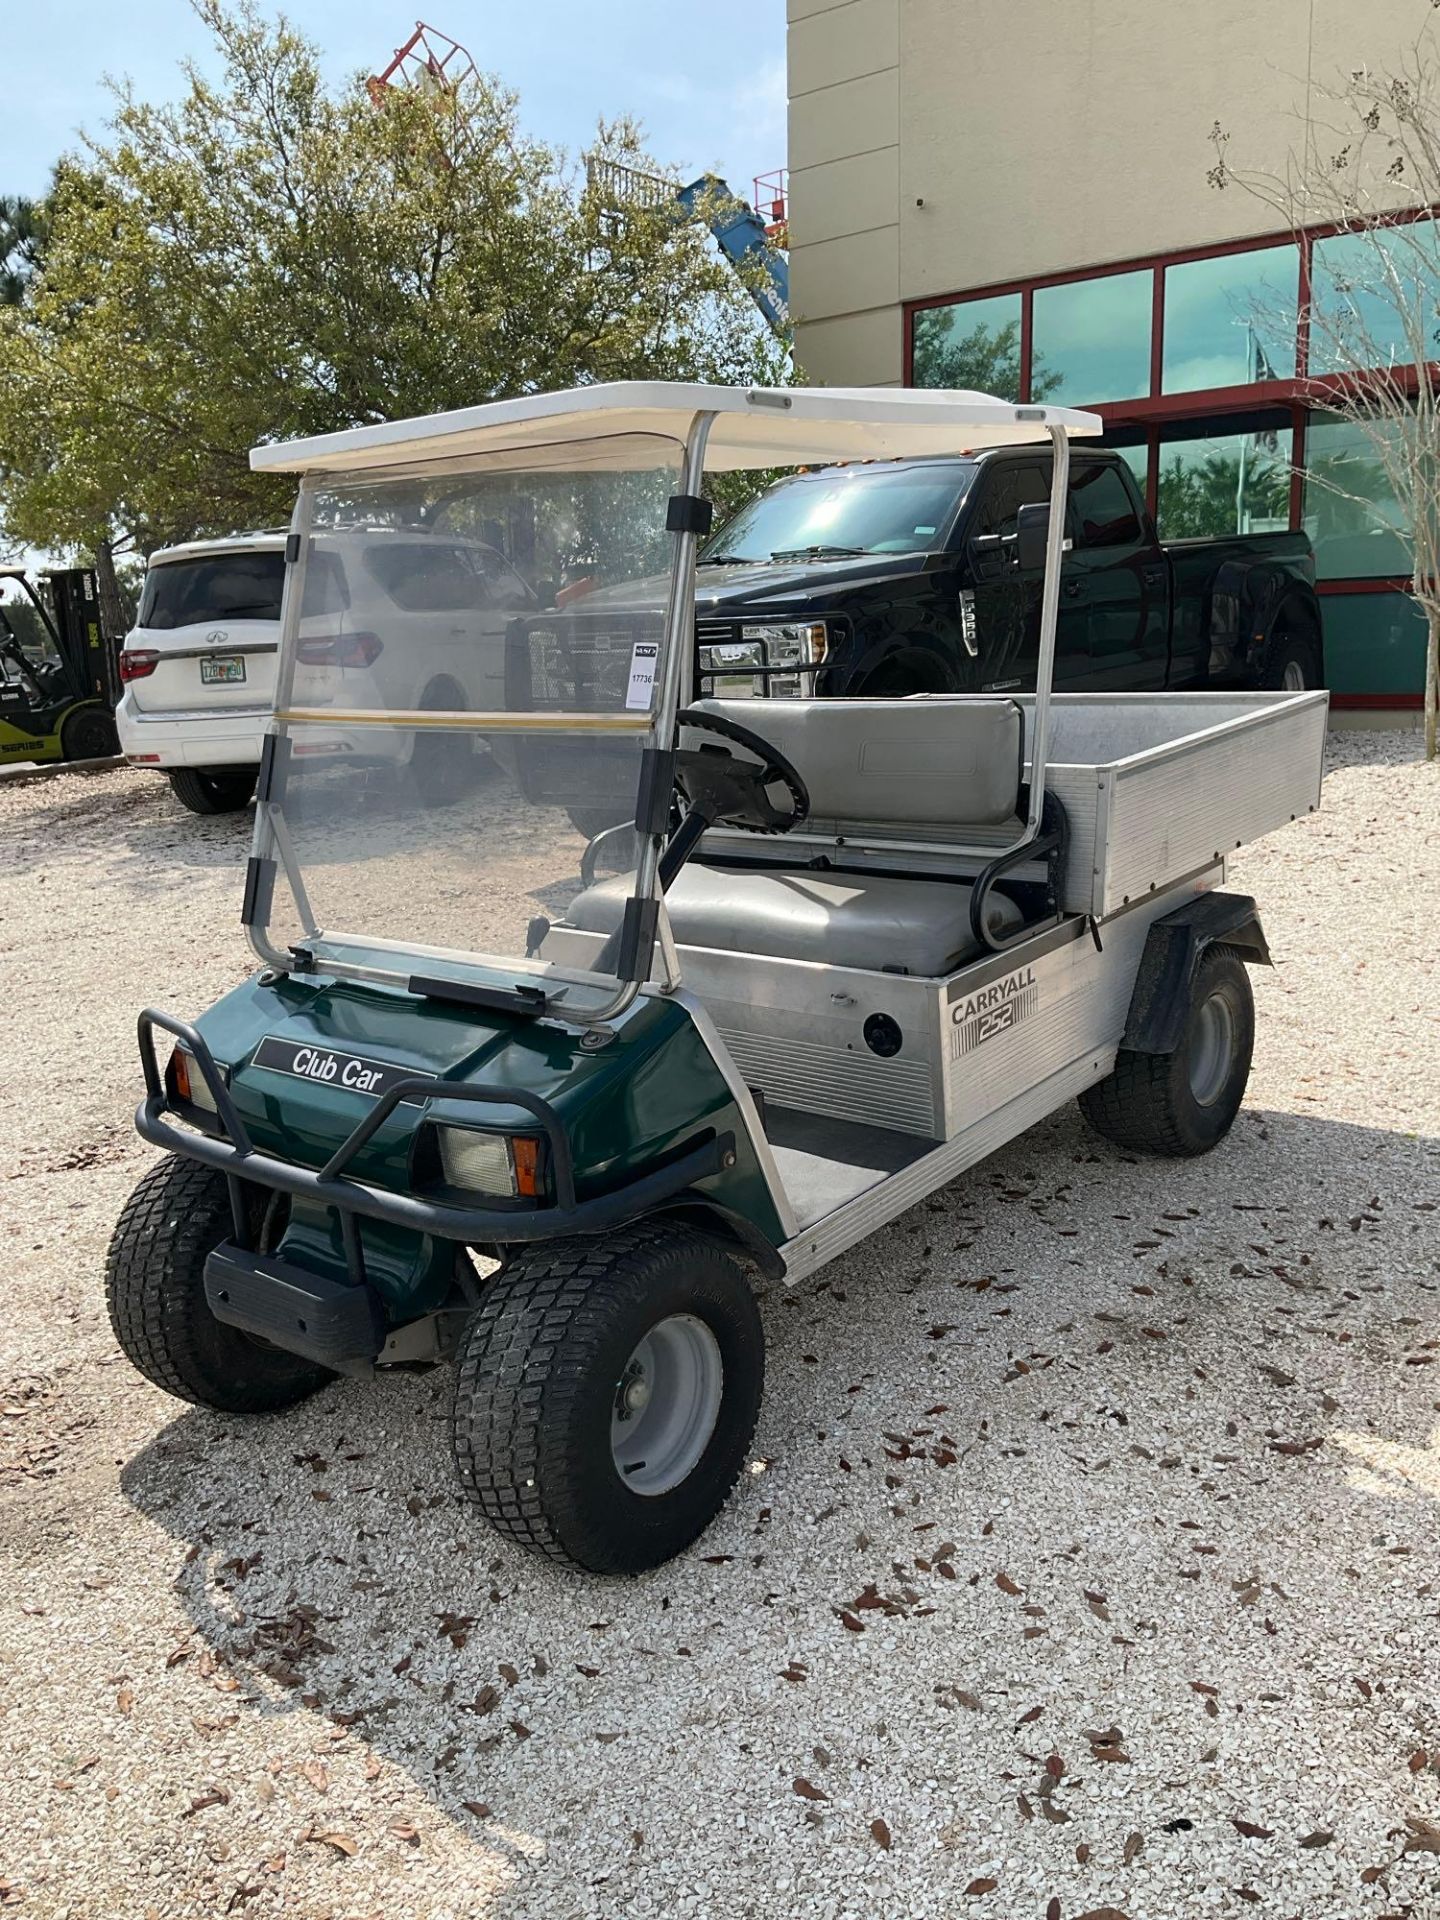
(105, 1158), (329, 1413)
(1078, 944), (1255, 1158)
(168, 767), (257, 815)
(451, 1221), (763, 1574)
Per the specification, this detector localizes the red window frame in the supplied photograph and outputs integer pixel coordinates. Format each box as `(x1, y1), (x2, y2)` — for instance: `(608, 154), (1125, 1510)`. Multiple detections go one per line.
(903, 216), (1440, 704)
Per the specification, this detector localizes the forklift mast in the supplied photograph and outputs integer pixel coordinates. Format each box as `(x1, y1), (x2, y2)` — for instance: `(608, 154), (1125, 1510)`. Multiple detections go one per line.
(45, 568), (121, 707)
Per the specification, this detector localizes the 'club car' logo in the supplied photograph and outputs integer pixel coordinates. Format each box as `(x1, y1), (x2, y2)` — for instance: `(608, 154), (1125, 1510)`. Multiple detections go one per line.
(951, 965), (1039, 1057)
(253, 1035), (408, 1098)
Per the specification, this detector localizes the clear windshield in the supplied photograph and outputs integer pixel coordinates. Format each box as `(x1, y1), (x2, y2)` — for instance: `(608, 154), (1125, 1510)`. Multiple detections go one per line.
(266, 436), (682, 1004)
(703, 460), (977, 564)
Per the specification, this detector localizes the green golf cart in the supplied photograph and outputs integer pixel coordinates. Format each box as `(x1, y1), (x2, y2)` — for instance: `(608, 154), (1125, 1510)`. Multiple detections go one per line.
(107, 383), (1327, 1573)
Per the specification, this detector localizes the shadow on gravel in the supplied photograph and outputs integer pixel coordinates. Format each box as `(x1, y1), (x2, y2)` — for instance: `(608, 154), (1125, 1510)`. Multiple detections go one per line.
(110, 1100), (1439, 1903)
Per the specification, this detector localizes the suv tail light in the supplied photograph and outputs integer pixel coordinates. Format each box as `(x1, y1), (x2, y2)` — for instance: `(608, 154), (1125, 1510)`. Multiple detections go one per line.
(297, 631), (384, 668)
(118, 649), (160, 682)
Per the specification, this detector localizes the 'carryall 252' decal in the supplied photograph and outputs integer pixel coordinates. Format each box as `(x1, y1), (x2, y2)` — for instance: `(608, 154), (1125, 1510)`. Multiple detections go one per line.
(950, 964), (1039, 1058)
(252, 1036), (416, 1099)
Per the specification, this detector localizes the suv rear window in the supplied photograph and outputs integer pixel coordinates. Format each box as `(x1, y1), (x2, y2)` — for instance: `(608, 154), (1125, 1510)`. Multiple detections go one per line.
(138, 550), (350, 628)
(139, 552), (286, 629)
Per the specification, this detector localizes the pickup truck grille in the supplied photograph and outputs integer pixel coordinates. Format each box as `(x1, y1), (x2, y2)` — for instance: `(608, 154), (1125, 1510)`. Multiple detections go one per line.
(510, 613), (662, 713)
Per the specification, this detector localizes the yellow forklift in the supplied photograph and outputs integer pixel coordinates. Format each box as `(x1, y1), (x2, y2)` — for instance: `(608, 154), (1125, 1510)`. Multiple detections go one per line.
(0, 566), (121, 766)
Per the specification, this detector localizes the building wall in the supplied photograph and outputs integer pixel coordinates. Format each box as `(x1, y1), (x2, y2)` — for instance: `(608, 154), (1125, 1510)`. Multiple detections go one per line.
(788, 0), (903, 384)
(788, 0), (1425, 382)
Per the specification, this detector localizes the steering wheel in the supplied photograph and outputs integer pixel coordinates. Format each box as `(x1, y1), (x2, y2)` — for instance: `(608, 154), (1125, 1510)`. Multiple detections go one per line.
(673, 707), (810, 835)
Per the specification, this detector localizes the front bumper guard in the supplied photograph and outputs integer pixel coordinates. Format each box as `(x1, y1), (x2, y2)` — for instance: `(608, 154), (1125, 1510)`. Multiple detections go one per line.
(136, 1009), (736, 1360)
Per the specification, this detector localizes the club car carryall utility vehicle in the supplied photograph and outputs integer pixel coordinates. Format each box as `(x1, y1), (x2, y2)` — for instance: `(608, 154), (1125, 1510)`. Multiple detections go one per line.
(106, 384), (1328, 1575)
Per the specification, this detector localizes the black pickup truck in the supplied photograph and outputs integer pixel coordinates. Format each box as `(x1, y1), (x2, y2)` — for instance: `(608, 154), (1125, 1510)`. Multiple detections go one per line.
(693, 447), (1322, 699)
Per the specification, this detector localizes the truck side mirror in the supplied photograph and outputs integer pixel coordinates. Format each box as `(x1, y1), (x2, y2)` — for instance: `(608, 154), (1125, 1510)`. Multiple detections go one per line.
(1014, 502), (1052, 573)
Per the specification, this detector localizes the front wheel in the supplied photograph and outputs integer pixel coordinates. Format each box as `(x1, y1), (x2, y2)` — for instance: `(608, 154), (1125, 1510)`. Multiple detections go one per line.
(168, 767), (258, 815)
(451, 1222), (764, 1573)
(60, 704), (119, 761)
(1078, 944), (1255, 1157)
(106, 1159), (330, 1412)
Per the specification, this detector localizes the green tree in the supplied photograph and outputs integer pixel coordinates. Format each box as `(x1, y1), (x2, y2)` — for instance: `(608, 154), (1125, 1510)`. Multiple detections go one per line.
(0, 1), (785, 615)
(0, 193), (50, 305)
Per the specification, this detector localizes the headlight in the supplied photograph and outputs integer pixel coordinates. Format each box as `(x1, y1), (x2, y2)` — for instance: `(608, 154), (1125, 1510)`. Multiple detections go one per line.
(436, 1127), (547, 1200)
(741, 621), (828, 667)
(168, 1045), (218, 1114)
(698, 622), (828, 697)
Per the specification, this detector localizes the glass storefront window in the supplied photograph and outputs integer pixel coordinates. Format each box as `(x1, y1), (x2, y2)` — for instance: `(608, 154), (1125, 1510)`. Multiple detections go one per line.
(1031, 270), (1152, 405)
(1162, 244), (1298, 392)
(1156, 421), (1294, 540)
(912, 292), (1023, 400)
(1310, 220), (1440, 376)
(1111, 441), (1150, 502)
(1302, 414), (1410, 579)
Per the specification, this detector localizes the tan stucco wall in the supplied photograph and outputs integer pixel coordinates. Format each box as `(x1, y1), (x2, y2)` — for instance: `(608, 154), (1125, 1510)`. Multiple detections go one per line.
(788, 0), (903, 383)
(788, 0), (1430, 385)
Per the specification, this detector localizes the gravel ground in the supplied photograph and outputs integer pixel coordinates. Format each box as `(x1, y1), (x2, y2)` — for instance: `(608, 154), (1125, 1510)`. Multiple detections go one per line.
(1, 733), (1438, 1920)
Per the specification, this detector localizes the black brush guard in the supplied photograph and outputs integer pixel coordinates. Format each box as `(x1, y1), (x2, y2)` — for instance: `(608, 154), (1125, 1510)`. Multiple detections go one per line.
(135, 1009), (735, 1368)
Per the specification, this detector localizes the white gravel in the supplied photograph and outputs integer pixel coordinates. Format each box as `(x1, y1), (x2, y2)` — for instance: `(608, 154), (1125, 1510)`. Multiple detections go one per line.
(1, 734), (1438, 1920)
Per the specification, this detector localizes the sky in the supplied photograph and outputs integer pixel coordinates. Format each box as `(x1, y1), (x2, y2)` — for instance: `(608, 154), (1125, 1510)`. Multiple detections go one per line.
(1, 0), (787, 201)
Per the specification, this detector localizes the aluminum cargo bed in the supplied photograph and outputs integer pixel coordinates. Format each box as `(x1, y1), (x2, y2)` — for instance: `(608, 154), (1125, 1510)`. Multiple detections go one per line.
(1021, 690), (1328, 920)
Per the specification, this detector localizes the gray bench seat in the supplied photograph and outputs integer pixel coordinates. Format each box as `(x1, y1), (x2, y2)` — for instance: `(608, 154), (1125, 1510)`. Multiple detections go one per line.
(566, 864), (1022, 976)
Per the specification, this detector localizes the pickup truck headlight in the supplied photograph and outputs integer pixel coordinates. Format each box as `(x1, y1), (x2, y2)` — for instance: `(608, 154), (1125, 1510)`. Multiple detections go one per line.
(698, 621), (828, 697)
(436, 1127), (547, 1201)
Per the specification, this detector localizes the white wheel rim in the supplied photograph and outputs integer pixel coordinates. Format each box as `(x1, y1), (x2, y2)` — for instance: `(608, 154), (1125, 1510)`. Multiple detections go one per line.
(610, 1314), (723, 1497)
(1281, 658), (1306, 692)
(1188, 991), (1236, 1107)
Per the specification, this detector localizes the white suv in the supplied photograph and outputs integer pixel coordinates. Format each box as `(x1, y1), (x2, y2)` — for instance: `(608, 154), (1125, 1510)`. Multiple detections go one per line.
(117, 529), (538, 814)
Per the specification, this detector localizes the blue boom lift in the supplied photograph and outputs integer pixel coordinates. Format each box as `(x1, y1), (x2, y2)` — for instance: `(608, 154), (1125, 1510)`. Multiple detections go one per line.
(674, 175), (790, 335)
(588, 159), (791, 339)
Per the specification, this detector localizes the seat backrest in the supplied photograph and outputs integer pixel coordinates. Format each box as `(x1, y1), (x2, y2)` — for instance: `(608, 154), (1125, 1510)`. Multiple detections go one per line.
(687, 696), (1023, 831)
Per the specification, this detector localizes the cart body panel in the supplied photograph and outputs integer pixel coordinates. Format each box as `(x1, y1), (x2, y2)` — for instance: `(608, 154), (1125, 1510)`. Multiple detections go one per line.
(154, 971), (788, 1314)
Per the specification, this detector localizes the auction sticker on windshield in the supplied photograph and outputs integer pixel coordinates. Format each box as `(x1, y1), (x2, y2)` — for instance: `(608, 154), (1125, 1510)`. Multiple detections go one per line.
(625, 641), (659, 710)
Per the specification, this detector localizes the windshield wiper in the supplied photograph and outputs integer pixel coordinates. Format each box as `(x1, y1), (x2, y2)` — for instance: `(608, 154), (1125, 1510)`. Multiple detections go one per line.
(697, 554), (752, 566)
(769, 544), (866, 562)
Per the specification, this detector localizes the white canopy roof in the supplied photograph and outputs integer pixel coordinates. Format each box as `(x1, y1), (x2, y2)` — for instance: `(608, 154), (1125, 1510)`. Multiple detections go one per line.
(249, 381), (1102, 477)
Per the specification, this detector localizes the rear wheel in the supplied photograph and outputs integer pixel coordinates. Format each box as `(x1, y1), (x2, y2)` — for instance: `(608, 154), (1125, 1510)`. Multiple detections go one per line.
(1078, 944), (1255, 1157)
(106, 1159), (329, 1412)
(410, 679), (475, 806)
(1262, 622), (1322, 693)
(168, 767), (257, 815)
(60, 704), (119, 761)
(451, 1222), (764, 1573)
(410, 729), (475, 807)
